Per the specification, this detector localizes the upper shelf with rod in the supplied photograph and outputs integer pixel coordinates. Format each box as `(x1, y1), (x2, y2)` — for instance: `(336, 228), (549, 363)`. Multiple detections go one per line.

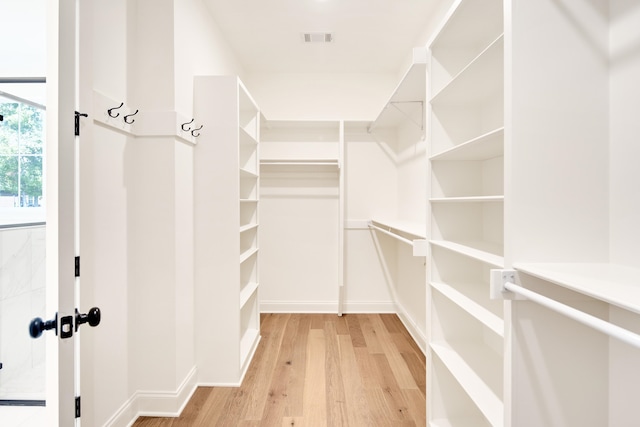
(260, 119), (342, 172)
(367, 47), (427, 134)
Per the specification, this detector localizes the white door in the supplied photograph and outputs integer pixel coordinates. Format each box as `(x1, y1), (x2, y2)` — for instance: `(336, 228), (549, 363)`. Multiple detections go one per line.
(36, 1), (99, 425)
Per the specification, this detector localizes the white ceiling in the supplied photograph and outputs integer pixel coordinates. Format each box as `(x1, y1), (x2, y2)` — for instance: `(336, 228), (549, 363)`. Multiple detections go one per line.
(202, 0), (441, 74)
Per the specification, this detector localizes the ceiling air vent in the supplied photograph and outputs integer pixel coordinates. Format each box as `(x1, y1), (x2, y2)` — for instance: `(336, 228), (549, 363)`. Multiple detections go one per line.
(302, 32), (334, 43)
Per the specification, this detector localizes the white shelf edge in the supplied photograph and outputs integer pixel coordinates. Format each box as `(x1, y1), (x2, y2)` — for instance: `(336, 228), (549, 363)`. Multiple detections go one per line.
(239, 198), (259, 203)
(240, 247), (259, 264)
(431, 342), (503, 427)
(430, 34), (505, 103)
(239, 126), (258, 144)
(430, 127), (505, 161)
(260, 159), (340, 170)
(239, 223), (259, 233)
(370, 218), (426, 239)
(430, 240), (504, 267)
(240, 327), (260, 366)
(369, 47), (427, 131)
(430, 417), (487, 427)
(430, 196), (504, 203)
(431, 281), (504, 337)
(513, 262), (640, 315)
(239, 168), (259, 178)
(240, 282), (259, 309)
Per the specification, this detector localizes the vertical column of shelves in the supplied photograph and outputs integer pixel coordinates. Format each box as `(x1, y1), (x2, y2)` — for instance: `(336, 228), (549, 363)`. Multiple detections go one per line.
(194, 75), (261, 385)
(427, 0), (505, 425)
(238, 83), (260, 370)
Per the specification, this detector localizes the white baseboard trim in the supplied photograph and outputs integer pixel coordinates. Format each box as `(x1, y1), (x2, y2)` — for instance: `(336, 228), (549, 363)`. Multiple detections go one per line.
(394, 301), (427, 355)
(105, 366), (198, 427)
(260, 300), (396, 314)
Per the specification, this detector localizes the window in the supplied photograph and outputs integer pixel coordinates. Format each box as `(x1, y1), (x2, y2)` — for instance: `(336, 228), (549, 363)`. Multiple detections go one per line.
(0, 92), (45, 225)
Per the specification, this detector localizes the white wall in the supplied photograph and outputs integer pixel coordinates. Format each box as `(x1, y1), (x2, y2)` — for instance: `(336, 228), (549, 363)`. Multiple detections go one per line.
(173, 0), (246, 116)
(609, 1), (640, 425)
(609, 0), (640, 266)
(78, 0), (246, 425)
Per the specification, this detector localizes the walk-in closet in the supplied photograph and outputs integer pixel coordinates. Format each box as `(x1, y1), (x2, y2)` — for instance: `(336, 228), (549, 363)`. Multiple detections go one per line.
(2, 0), (639, 426)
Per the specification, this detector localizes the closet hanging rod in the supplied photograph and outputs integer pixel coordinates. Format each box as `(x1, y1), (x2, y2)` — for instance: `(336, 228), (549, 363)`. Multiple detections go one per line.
(0, 77), (46, 84)
(503, 280), (640, 349)
(368, 223), (414, 246)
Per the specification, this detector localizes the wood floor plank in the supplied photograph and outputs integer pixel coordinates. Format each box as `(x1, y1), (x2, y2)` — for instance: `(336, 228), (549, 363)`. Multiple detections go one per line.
(133, 314), (426, 427)
(324, 321), (349, 426)
(260, 314), (301, 425)
(401, 351), (427, 392)
(285, 314), (310, 418)
(344, 314), (367, 348)
(169, 387), (212, 426)
(372, 353), (412, 422)
(303, 328), (327, 426)
(369, 314), (419, 390)
(338, 334), (375, 426)
(359, 313), (384, 354)
(194, 386), (234, 426)
(403, 388), (428, 427)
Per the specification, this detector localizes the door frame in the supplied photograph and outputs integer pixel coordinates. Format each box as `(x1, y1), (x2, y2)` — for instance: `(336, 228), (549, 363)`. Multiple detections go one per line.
(45, 0), (78, 424)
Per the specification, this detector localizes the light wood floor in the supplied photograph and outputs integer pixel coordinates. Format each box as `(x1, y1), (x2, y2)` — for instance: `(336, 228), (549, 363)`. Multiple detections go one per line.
(133, 313), (426, 426)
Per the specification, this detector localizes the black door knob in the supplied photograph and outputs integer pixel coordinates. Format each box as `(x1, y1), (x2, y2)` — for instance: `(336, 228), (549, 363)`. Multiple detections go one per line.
(29, 313), (58, 338)
(75, 307), (101, 332)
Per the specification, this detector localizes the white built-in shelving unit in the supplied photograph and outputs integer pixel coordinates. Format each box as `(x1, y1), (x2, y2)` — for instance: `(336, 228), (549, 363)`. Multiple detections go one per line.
(428, 0), (640, 426)
(427, 0), (505, 425)
(194, 75), (261, 385)
(258, 120), (345, 314)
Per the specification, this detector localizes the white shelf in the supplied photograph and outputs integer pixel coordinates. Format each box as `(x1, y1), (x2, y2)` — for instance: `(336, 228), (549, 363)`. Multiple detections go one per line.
(370, 218), (426, 239)
(239, 126), (258, 145)
(240, 327), (260, 366)
(430, 128), (504, 161)
(369, 48), (427, 131)
(431, 281), (503, 337)
(431, 342), (503, 427)
(431, 36), (504, 106)
(240, 281), (259, 309)
(430, 196), (504, 203)
(239, 198), (258, 203)
(239, 168), (258, 179)
(240, 247), (259, 264)
(513, 263), (640, 315)
(260, 158), (340, 172)
(240, 223), (258, 233)
(430, 240), (503, 268)
(431, 417), (490, 427)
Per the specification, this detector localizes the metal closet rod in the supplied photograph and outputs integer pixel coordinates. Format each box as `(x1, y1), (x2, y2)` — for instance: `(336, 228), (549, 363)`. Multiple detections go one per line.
(368, 223), (413, 246)
(504, 281), (640, 349)
(0, 77), (46, 83)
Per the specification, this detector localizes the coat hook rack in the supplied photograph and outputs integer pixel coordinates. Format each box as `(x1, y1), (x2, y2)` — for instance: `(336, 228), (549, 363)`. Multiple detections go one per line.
(107, 102), (124, 118)
(181, 118), (194, 131)
(191, 125), (203, 137)
(123, 109), (139, 124)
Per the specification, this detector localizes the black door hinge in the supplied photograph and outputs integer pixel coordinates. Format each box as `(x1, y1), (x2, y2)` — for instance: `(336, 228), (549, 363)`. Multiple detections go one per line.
(75, 256), (80, 277)
(75, 111), (88, 136)
(75, 396), (81, 418)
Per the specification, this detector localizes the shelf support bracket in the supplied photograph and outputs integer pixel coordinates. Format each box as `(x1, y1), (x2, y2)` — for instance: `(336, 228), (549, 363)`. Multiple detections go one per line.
(388, 101), (424, 131)
(490, 269), (519, 300)
(367, 100), (424, 134)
